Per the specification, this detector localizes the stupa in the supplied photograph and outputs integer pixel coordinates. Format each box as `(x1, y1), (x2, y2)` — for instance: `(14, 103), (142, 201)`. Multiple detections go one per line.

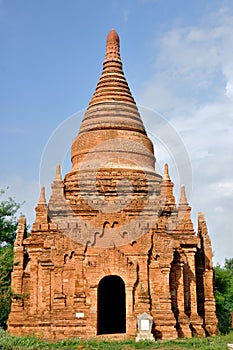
(8, 29), (218, 340)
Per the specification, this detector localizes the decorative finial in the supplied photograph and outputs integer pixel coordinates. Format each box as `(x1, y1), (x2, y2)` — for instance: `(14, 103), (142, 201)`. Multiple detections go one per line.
(179, 185), (188, 205)
(163, 163), (170, 181)
(106, 28), (119, 44)
(198, 212), (205, 220)
(105, 28), (121, 63)
(35, 185), (48, 225)
(38, 186), (46, 204)
(87, 28), (136, 107)
(54, 164), (62, 182)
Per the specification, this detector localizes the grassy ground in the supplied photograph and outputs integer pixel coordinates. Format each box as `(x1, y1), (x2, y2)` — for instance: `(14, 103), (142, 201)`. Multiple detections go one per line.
(1, 329), (233, 350)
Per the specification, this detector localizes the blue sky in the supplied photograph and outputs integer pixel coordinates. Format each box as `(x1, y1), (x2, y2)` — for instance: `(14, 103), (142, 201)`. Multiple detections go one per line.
(1, 0), (233, 264)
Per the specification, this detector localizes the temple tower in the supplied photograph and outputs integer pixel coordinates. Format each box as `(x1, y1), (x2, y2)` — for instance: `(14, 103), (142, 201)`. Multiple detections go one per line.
(64, 29), (161, 232)
(8, 29), (218, 340)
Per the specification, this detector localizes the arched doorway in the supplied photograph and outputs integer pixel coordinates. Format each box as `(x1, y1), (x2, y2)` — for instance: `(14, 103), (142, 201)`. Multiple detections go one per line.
(97, 275), (126, 335)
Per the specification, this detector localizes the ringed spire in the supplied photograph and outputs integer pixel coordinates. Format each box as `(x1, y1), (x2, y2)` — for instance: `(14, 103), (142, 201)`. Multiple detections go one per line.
(88, 28), (136, 108)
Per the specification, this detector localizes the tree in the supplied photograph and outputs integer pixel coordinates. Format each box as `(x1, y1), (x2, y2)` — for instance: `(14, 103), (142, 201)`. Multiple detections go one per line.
(214, 258), (233, 334)
(0, 189), (20, 246)
(0, 189), (21, 329)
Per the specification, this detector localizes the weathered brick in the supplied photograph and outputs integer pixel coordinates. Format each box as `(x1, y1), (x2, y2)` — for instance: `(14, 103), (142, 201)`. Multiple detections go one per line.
(7, 29), (218, 340)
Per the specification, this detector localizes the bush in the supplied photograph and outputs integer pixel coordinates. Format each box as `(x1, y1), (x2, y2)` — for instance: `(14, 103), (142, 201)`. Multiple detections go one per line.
(214, 258), (233, 334)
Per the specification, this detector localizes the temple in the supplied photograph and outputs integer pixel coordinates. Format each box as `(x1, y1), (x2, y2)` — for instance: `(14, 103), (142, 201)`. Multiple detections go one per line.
(8, 29), (218, 340)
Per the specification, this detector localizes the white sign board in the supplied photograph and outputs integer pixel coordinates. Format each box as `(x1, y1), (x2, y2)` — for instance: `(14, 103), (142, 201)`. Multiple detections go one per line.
(141, 319), (150, 331)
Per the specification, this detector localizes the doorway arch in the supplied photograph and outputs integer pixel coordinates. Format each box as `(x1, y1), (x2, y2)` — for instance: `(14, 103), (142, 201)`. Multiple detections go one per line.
(97, 275), (126, 334)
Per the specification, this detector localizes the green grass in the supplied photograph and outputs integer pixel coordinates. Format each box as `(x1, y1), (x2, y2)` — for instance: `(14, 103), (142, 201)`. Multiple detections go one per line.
(1, 329), (233, 350)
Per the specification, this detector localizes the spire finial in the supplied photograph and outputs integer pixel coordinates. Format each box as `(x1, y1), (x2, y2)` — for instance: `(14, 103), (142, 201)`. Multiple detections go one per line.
(54, 164), (62, 182)
(163, 163), (170, 181)
(105, 28), (121, 63)
(179, 185), (188, 205)
(38, 186), (46, 204)
(198, 211), (205, 221)
(87, 29), (136, 108)
(34, 185), (48, 225)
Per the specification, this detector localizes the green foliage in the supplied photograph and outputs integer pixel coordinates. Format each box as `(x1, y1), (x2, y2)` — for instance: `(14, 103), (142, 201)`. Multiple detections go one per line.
(0, 328), (233, 349)
(214, 258), (233, 334)
(0, 189), (20, 246)
(0, 246), (14, 330)
(0, 189), (21, 329)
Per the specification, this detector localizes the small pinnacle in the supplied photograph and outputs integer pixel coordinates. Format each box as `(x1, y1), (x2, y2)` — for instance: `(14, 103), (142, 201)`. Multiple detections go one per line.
(54, 164), (62, 182)
(18, 216), (26, 224)
(179, 185), (188, 205)
(38, 186), (46, 204)
(163, 163), (170, 181)
(198, 212), (205, 220)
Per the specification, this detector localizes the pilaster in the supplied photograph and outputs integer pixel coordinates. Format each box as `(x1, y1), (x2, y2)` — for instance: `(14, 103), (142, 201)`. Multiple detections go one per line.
(176, 259), (192, 337)
(183, 247), (205, 336)
(153, 266), (177, 340)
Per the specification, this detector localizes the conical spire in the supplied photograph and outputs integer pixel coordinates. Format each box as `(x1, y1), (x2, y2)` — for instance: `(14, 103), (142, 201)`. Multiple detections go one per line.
(38, 186), (46, 204)
(179, 185), (188, 206)
(54, 164), (62, 182)
(35, 186), (48, 224)
(160, 163), (175, 213)
(49, 164), (64, 204)
(88, 28), (136, 108)
(177, 184), (194, 234)
(48, 164), (73, 220)
(64, 29), (161, 220)
(163, 163), (170, 181)
(69, 29), (156, 172)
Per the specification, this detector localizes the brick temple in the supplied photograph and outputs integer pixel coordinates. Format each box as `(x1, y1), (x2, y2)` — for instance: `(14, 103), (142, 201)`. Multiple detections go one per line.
(8, 29), (218, 340)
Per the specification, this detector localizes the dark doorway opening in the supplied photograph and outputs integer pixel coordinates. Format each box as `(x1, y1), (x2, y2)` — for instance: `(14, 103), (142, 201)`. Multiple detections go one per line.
(97, 275), (126, 335)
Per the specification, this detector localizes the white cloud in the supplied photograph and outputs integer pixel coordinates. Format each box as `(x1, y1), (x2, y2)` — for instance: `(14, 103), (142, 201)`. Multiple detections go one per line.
(139, 7), (233, 265)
